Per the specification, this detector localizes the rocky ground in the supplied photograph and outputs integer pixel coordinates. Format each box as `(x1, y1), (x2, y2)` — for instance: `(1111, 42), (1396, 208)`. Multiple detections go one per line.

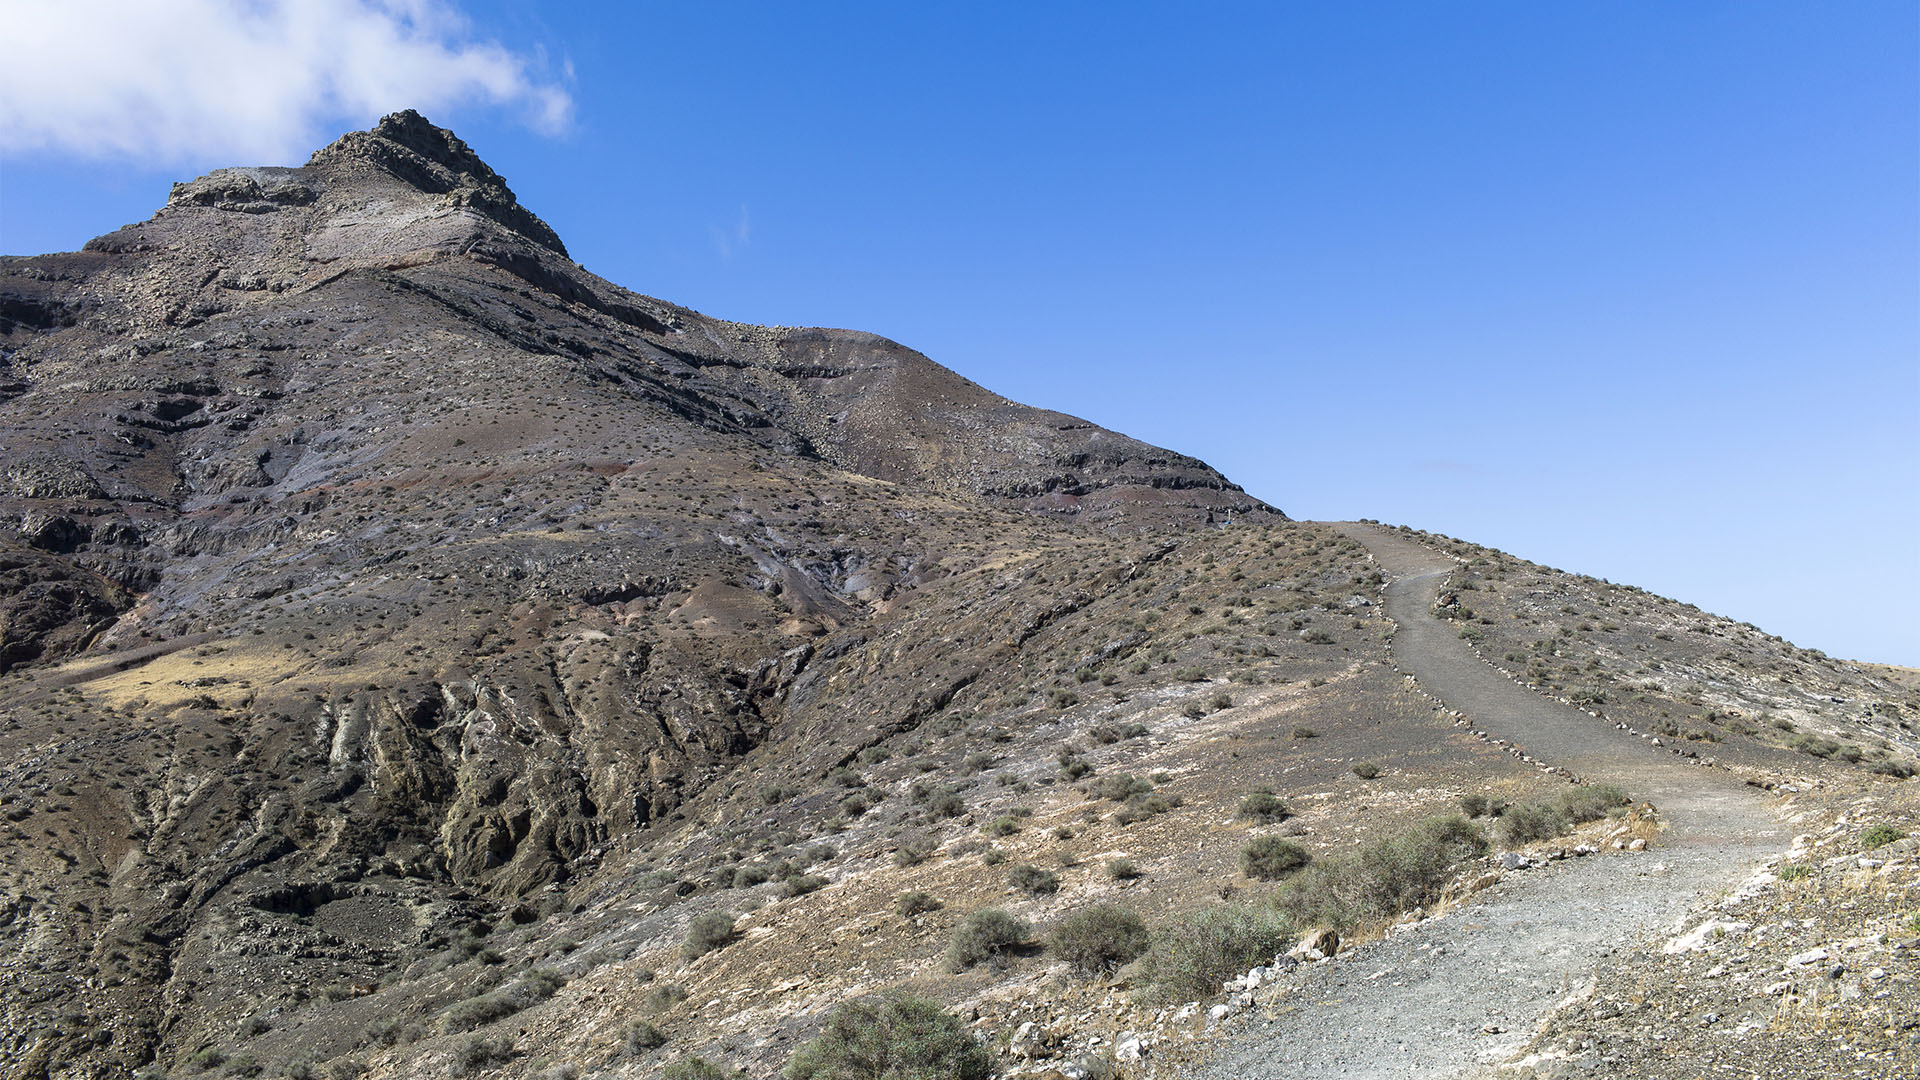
(1496, 784), (1920, 1079)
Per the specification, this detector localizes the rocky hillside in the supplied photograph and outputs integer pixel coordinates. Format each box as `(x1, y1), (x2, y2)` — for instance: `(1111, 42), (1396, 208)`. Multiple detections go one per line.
(0, 115), (1910, 1080)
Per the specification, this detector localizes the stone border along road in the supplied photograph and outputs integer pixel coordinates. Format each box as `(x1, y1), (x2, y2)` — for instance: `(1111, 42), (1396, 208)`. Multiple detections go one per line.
(1188, 524), (1785, 1079)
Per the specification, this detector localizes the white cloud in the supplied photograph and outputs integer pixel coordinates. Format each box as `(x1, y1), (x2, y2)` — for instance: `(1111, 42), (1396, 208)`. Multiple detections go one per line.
(711, 204), (751, 260)
(0, 0), (573, 165)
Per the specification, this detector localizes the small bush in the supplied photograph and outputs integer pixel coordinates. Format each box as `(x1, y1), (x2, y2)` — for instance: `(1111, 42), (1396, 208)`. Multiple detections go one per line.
(1274, 815), (1488, 929)
(784, 995), (993, 1080)
(451, 1035), (515, 1077)
(438, 969), (565, 1033)
(663, 1058), (733, 1080)
(1351, 762), (1381, 780)
(1143, 904), (1292, 1002)
(1862, 824), (1906, 850)
(782, 874), (829, 898)
(1114, 791), (1180, 825)
(625, 1020), (668, 1054)
(893, 834), (936, 867)
(1494, 803), (1570, 847)
(986, 814), (1021, 837)
(1237, 791), (1289, 823)
(897, 891), (941, 917)
(1094, 774), (1154, 801)
(946, 908), (1029, 971)
(643, 983), (689, 1014)
(1555, 784), (1628, 824)
(1008, 864), (1060, 895)
(1048, 904), (1149, 976)
(1291, 726), (1318, 739)
(1239, 836), (1310, 880)
(1106, 858), (1141, 880)
(1459, 794), (1508, 818)
(682, 913), (737, 960)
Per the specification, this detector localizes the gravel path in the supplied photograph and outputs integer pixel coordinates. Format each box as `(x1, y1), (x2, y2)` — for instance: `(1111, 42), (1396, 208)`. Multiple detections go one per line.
(1190, 525), (1783, 1079)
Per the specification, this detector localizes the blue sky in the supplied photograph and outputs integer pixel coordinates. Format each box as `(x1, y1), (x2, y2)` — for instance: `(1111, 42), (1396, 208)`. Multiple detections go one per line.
(3, 2), (1916, 664)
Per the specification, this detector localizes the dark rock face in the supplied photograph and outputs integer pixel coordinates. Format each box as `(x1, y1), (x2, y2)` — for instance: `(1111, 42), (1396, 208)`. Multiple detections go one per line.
(0, 112), (1277, 1075)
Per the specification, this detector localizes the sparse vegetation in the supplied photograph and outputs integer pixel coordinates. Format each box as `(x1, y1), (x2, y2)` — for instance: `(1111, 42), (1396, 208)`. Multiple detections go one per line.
(1273, 815), (1488, 929)
(1008, 864), (1060, 895)
(1048, 904), (1149, 976)
(1143, 904), (1293, 1001)
(784, 995), (993, 1080)
(1237, 790), (1289, 822)
(1239, 836), (1311, 880)
(896, 891), (941, 917)
(625, 1020), (668, 1053)
(946, 908), (1030, 971)
(682, 912), (738, 959)
(1862, 824), (1905, 850)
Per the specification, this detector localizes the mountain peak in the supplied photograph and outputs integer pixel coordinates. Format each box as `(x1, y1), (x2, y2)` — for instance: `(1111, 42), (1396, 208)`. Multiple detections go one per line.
(304, 109), (568, 257)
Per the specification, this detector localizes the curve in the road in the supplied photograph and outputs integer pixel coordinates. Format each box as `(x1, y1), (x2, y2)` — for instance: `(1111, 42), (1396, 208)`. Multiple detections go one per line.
(1191, 524), (1782, 1080)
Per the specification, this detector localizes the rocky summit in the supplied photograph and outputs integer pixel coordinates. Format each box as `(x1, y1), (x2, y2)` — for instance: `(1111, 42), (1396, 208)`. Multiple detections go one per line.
(1, 113), (1915, 1080)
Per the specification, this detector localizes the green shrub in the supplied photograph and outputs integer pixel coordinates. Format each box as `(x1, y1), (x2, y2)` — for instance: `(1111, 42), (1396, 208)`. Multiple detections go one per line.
(1237, 791), (1288, 822)
(896, 891), (941, 917)
(1274, 815), (1488, 929)
(1862, 824), (1906, 850)
(782, 874), (829, 898)
(451, 1035), (515, 1077)
(946, 908), (1029, 971)
(1114, 791), (1180, 825)
(1555, 784), (1628, 823)
(893, 834), (936, 867)
(1007, 864), (1060, 895)
(1351, 761), (1382, 780)
(1106, 858), (1141, 880)
(663, 1058), (734, 1080)
(438, 969), (565, 1033)
(1494, 803), (1570, 847)
(682, 913), (737, 959)
(784, 995), (992, 1080)
(986, 814), (1021, 837)
(1291, 726), (1318, 739)
(1143, 904), (1292, 1002)
(1239, 837), (1310, 880)
(1048, 904), (1149, 976)
(625, 1020), (668, 1053)
(1459, 794), (1508, 818)
(1094, 774), (1154, 801)
(643, 983), (688, 1013)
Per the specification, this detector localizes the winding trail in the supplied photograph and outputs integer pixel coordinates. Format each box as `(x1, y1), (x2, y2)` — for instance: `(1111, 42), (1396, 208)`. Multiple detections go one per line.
(1192, 524), (1783, 1079)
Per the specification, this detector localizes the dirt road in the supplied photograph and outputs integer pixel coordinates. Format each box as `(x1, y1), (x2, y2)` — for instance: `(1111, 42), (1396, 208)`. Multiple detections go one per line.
(1190, 524), (1782, 1079)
